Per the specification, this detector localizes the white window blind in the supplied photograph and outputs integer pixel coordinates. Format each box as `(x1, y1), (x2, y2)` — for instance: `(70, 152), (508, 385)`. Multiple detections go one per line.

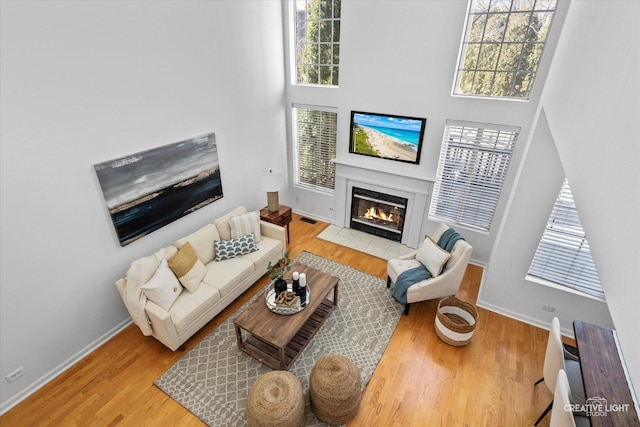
(429, 120), (519, 231)
(528, 179), (604, 300)
(293, 106), (337, 192)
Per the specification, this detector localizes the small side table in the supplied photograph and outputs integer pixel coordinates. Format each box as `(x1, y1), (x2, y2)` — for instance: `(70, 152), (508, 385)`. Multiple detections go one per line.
(260, 204), (292, 243)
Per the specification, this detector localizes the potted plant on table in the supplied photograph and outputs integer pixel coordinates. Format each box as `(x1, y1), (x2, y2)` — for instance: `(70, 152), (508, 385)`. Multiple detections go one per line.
(267, 252), (291, 297)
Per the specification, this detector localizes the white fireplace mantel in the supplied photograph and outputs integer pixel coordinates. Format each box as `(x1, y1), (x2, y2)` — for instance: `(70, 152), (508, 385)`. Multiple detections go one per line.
(332, 159), (436, 249)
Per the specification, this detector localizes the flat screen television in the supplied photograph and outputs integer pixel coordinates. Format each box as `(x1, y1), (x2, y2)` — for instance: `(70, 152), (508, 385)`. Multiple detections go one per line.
(349, 111), (426, 165)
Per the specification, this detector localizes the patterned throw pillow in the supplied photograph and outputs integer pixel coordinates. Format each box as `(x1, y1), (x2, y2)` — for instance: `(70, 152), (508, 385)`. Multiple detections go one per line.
(229, 211), (262, 242)
(214, 233), (259, 261)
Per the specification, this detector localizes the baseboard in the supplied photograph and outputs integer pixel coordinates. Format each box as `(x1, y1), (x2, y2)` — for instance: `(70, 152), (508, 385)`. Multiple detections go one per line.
(475, 299), (575, 338)
(290, 208), (333, 225)
(0, 318), (133, 416)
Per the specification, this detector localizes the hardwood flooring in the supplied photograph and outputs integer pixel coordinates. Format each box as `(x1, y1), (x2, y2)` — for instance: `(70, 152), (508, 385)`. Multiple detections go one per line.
(1, 213), (566, 426)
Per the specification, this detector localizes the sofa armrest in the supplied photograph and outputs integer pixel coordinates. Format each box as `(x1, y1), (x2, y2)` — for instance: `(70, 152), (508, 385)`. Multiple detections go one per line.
(260, 220), (286, 254)
(115, 278), (126, 299)
(144, 301), (182, 351)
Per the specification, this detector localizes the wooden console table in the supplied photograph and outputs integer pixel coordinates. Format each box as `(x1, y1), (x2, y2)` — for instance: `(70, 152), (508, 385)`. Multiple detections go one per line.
(573, 320), (640, 426)
(260, 204), (292, 243)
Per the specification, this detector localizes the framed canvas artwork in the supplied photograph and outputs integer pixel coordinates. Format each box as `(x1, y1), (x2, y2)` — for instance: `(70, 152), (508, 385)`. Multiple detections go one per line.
(94, 132), (223, 246)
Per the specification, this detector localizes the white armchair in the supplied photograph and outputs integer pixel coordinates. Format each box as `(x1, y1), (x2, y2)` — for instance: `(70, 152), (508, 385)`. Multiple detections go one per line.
(386, 223), (473, 315)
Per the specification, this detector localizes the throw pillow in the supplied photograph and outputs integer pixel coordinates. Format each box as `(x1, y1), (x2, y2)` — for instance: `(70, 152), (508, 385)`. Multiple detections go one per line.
(175, 223), (220, 264)
(214, 233), (259, 261)
(230, 211), (262, 242)
(214, 206), (248, 241)
(141, 259), (184, 311)
(416, 236), (451, 277)
(168, 242), (206, 293)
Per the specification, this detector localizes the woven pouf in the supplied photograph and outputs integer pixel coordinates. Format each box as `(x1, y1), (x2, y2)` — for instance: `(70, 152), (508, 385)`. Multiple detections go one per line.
(309, 354), (362, 424)
(246, 371), (305, 427)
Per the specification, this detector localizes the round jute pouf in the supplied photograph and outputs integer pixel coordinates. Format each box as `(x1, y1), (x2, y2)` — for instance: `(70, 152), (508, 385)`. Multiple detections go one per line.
(309, 354), (362, 425)
(435, 296), (478, 346)
(246, 371), (305, 427)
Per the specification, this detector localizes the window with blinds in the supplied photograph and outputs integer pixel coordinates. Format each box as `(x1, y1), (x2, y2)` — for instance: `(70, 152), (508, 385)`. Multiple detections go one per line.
(429, 120), (519, 231)
(527, 179), (605, 300)
(293, 106), (337, 192)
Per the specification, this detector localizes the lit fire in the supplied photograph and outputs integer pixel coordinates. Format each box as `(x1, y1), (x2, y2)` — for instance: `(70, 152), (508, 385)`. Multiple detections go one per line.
(363, 207), (394, 222)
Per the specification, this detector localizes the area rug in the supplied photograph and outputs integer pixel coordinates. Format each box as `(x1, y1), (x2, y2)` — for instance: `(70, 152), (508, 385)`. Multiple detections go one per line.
(154, 251), (403, 426)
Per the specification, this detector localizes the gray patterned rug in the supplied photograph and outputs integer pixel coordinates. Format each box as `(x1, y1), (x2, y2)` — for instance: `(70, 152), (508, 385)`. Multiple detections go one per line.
(154, 251), (403, 426)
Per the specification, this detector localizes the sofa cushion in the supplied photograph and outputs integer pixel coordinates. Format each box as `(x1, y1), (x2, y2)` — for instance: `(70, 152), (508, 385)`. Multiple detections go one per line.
(175, 223), (220, 264)
(214, 206), (247, 240)
(214, 233), (259, 261)
(416, 236), (451, 277)
(202, 257), (255, 298)
(230, 210), (262, 242)
(141, 259), (183, 310)
(168, 242), (206, 293)
(241, 236), (283, 272)
(169, 281), (221, 335)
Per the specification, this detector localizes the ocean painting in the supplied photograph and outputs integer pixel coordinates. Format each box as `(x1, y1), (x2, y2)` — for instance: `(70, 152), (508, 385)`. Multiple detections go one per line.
(94, 132), (223, 246)
(349, 111), (426, 164)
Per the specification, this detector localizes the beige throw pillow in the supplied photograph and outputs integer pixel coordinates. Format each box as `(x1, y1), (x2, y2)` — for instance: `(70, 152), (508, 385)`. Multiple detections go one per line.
(141, 259), (183, 310)
(168, 242), (206, 293)
(416, 236), (451, 277)
(229, 211), (262, 242)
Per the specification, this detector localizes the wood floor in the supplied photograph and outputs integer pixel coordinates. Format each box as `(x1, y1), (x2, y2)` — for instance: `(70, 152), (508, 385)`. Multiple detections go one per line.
(1, 213), (565, 426)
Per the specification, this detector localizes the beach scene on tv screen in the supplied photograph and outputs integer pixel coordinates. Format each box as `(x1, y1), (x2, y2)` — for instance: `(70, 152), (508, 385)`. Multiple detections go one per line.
(351, 112), (423, 163)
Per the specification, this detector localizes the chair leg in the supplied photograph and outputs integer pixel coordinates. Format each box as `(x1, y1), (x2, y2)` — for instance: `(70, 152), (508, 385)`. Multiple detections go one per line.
(404, 303), (410, 315)
(386, 276), (392, 288)
(534, 400), (553, 426)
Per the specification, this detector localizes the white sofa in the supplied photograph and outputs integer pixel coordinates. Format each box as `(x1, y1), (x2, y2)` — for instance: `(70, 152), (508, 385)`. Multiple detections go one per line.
(115, 206), (286, 351)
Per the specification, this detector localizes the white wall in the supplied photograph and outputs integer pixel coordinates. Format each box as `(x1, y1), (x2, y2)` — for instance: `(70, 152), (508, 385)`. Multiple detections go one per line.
(542, 0), (640, 390)
(0, 0), (286, 412)
(478, 108), (613, 331)
(480, 0), (639, 390)
(282, 0), (569, 262)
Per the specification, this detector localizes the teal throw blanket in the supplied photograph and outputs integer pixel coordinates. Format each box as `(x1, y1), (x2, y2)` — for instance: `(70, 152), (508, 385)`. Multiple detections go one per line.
(391, 228), (464, 304)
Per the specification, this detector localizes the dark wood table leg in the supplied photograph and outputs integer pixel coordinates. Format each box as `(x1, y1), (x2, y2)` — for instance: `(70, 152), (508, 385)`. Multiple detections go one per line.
(234, 324), (244, 351)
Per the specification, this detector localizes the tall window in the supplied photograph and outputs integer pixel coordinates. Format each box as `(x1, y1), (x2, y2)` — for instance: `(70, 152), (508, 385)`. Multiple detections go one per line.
(293, 106), (337, 192)
(429, 120), (519, 231)
(294, 0), (341, 86)
(454, 0), (557, 99)
(528, 179), (604, 300)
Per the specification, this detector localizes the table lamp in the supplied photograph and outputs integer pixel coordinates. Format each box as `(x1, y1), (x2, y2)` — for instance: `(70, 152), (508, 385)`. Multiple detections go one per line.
(259, 167), (284, 213)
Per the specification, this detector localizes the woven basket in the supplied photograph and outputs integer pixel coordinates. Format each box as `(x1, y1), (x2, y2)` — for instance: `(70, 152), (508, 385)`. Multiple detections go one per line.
(435, 296), (478, 346)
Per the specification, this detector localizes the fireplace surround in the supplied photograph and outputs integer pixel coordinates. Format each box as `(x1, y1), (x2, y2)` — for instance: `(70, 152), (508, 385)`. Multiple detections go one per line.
(332, 159), (435, 249)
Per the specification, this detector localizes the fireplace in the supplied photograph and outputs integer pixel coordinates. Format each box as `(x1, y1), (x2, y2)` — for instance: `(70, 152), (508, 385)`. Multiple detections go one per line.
(350, 187), (408, 242)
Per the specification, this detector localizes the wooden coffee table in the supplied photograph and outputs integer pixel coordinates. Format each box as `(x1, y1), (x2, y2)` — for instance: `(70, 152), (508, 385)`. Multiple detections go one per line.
(233, 264), (339, 370)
